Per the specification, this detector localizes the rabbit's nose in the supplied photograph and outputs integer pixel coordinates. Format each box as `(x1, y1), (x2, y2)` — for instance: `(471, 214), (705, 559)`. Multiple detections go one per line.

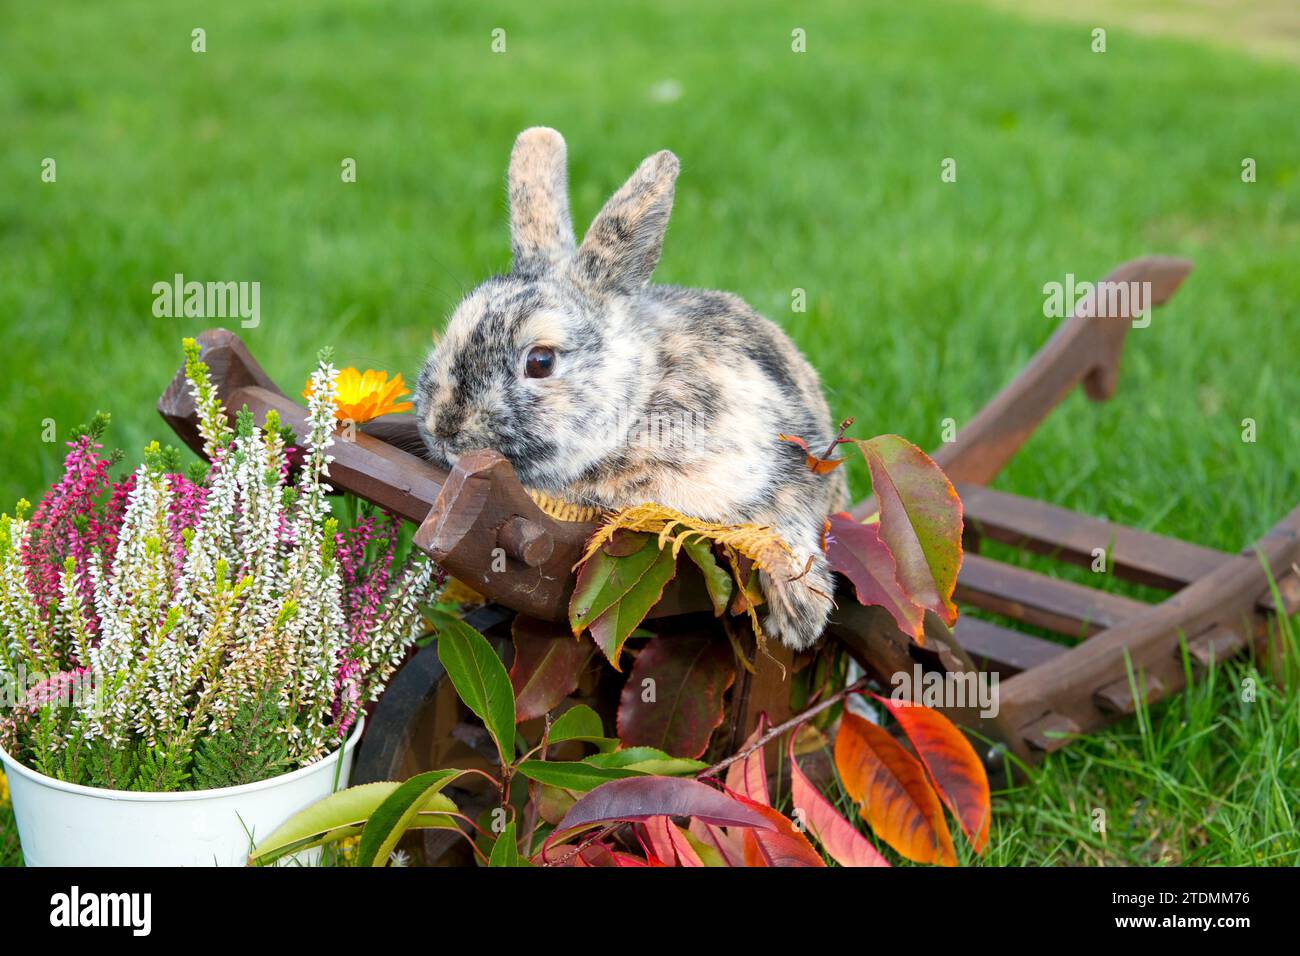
(432, 415), (462, 440)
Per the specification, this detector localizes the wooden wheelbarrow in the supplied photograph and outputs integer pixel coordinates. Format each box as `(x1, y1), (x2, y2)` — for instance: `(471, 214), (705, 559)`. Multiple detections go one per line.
(158, 255), (1300, 792)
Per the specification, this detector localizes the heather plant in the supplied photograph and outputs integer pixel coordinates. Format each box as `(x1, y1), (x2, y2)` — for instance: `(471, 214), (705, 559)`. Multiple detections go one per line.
(0, 341), (443, 792)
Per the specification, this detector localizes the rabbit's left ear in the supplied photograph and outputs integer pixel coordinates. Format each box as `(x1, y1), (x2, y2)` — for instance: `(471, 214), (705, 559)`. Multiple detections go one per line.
(509, 127), (577, 278)
(572, 149), (679, 296)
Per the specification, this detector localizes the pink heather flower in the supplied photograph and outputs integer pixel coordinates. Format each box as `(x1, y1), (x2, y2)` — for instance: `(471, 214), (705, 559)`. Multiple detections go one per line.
(335, 513), (400, 638)
(165, 473), (206, 567)
(21, 437), (116, 622)
(22, 667), (91, 713)
(333, 658), (364, 737)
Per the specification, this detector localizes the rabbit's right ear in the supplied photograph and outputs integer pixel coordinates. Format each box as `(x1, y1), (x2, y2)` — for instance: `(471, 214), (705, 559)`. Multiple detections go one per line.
(572, 149), (679, 297)
(508, 127), (577, 278)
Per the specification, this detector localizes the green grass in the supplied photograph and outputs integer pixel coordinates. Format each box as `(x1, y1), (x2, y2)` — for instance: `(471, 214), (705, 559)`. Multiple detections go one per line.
(0, 781), (16, 867)
(986, 616), (1300, 866)
(0, 0), (1296, 865)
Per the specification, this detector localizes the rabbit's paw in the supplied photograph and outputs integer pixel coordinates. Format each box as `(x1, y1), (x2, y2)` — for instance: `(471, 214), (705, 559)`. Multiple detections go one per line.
(759, 559), (835, 651)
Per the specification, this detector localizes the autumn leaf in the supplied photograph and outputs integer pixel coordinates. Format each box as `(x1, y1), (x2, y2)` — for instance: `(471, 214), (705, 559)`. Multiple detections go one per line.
(578, 502), (799, 580)
(874, 694), (990, 853)
(681, 536), (734, 616)
(788, 727), (890, 867)
(509, 615), (595, 722)
(641, 816), (706, 867)
(823, 512), (926, 640)
(779, 433), (846, 474)
(547, 776), (775, 852)
(780, 417), (855, 475)
(724, 715), (771, 806)
(834, 712), (957, 866)
(853, 435), (963, 626)
(688, 817), (745, 867)
(617, 634), (736, 759)
(725, 789), (826, 867)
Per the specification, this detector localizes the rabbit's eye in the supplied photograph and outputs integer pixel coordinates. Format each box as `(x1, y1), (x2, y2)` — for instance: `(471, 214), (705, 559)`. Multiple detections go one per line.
(525, 345), (556, 379)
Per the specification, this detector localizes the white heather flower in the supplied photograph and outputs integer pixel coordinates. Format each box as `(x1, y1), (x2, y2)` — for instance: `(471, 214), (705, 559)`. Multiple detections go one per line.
(1, 350), (445, 788)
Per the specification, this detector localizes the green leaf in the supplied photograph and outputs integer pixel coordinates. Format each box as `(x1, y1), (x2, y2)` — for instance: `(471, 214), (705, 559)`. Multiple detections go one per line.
(435, 618), (515, 765)
(574, 542), (678, 669)
(516, 759), (642, 792)
(249, 781), (458, 866)
(489, 820), (521, 867)
(547, 705), (619, 752)
(570, 534), (679, 668)
(682, 536), (733, 616)
(585, 747), (707, 776)
(357, 770), (468, 867)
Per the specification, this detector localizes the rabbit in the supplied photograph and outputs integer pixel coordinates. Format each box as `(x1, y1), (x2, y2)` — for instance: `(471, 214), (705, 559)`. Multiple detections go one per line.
(414, 127), (848, 650)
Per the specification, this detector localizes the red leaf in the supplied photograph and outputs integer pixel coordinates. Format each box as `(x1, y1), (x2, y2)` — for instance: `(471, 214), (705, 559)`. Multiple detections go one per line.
(641, 816), (706, 867)
(834, 712), (958, 866)
(724, 789), (826, 867)
(509, 616), (595, 722)
(612, 851), (657, 867)
(547, 776), (775, 852)
(874, 694), (990, 853)
(687, 818), (745, 867)
(723, 715), (771, 805)
(617, 634), (736, 759)
(854, 435), (963, 626)
(823, 513), (925, 640)
(788, 727), (891, 867)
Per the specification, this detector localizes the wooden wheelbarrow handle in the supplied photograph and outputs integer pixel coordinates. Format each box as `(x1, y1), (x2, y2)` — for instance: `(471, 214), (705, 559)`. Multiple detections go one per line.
(852, 255), (1193, 517)
(156, 329), (632, 621)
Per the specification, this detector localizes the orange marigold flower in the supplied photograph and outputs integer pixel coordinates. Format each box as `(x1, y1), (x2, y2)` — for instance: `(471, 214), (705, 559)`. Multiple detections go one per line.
(303, 367), (414, 424)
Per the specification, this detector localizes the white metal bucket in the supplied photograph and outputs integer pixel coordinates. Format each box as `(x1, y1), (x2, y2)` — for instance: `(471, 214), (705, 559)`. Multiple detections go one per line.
(0, 718), (362, 867)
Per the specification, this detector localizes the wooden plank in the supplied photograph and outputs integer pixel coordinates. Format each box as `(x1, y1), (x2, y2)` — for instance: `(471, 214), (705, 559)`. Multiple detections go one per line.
(1183, 625), (1248, 670)
(1020, 712), (1079, 753)
(956, 554), (1148, 638)
(958, 484), (1300, 617)
(1000, 503), (1300, 760)
(1094, 674), (1165, 715)
(953, 616), (1065, 676)
(958, 483), (1227, 590)
(1258, 570), (1300, 615)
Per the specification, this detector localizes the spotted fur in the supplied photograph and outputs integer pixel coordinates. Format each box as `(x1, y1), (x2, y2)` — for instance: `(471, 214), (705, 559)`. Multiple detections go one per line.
(415, 128), (847, 649)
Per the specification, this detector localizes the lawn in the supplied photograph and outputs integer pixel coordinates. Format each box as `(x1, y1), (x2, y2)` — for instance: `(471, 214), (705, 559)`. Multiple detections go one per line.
(1, 0), (1297, 865)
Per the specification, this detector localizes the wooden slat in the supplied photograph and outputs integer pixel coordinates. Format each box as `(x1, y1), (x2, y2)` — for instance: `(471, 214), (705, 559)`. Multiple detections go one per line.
(1258, 570), (1300, 615)
(1183, 625), (1248, 670)
(1095, 674), (1165, 715)
(958, 483), (1227, 590)
(956, 553), (1148, 638)
(999, 503), (1300, 761)
(959, 484), (1300, 616)
(953, 617), (1065, 676)
(1020, 712), (1080, 753)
